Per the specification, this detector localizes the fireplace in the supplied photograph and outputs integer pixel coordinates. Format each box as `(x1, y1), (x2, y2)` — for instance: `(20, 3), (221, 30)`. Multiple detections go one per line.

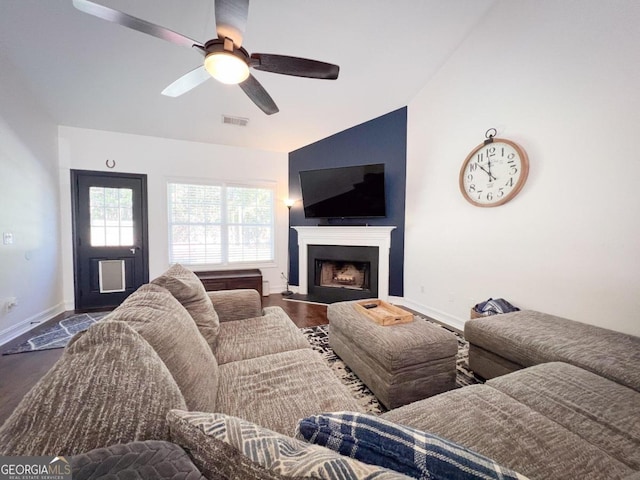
(293, 226), (396, 301)
(307, 245), (378, 302)
(316, 259), (370, 290)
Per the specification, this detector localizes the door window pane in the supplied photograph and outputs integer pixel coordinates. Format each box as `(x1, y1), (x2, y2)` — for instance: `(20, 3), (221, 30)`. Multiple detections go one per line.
(90, 187), (134, 246)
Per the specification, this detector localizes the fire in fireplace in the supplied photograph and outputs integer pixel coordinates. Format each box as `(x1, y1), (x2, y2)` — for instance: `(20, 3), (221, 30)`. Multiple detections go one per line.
(315, 260), (370, 291)
(307, 244), (379, 302)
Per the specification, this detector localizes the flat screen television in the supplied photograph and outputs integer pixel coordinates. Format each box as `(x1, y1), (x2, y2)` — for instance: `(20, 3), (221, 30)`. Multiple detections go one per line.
(299, 163), (386, 219)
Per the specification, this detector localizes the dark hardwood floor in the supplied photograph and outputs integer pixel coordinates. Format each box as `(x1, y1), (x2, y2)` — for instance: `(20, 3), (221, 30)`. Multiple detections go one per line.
(270, 296), (328, 328)
(0, 294), (327, 425)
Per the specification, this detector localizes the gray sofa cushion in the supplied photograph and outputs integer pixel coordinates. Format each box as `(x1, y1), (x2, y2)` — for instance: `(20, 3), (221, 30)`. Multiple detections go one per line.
(487, 362), (640, 471)
(168, 410), (409, 479)
(467, 342), (524, 379)
(208, 289), (263, 322)
(381, 384), (634, 480)
(0, 321), (186, 456)
(152, 264), (220, 346)
(215, 306), (310, 364)
(71, 440), (205, 480)
(107, 283), (219, 412)
(217, 349), (363, 436)
(464, 310), (640, 391)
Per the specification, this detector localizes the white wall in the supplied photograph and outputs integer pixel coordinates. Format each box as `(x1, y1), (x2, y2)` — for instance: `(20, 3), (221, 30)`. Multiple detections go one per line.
(58, 127), (289, 310)
(404, 0), (640, 336)
(0, 52), (63, 344)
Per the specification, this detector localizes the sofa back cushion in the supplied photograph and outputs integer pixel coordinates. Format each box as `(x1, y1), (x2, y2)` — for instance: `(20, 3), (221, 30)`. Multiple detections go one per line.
(108, 283), (219, 412)
(0, 321), (186, 456)
(486, 362), (640, 472)
(152, 264), (220, 346)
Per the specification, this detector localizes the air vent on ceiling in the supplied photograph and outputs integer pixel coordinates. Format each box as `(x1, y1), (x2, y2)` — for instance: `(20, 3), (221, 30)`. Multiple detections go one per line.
(222, 115), (249, 127)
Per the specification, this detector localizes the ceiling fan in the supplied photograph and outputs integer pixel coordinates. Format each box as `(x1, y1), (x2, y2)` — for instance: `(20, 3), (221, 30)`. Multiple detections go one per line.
(72, 0), (340, 115)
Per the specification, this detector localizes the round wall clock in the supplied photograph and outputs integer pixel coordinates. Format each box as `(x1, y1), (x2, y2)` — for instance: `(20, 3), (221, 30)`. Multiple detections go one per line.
(459, 132), (529, 207)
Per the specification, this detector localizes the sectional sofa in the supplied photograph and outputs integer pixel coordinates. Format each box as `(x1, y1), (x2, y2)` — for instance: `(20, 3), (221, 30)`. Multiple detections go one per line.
(0, 265), (391, 476)
(382, 311), (640, 479)
(0, 265), (638, 480)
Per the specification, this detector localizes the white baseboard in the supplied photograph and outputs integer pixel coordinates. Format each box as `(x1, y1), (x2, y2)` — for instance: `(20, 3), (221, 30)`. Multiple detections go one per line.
(390, 296), (466, 332)
(0, 303), (66, 346)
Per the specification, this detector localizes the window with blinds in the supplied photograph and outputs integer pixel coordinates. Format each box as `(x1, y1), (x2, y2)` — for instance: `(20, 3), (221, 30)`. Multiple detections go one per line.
(168, 181), (275, 266)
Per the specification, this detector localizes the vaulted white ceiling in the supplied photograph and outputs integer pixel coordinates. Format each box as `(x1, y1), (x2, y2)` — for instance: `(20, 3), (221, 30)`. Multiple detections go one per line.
(0, 0), (496, 152)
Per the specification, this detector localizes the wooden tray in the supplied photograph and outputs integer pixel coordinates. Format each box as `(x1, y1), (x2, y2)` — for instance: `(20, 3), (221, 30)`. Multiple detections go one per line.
(354, 300), (414, 326)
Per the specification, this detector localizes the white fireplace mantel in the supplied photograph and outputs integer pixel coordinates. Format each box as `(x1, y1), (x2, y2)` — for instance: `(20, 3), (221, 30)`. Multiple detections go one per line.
(293, 226), (396, 300)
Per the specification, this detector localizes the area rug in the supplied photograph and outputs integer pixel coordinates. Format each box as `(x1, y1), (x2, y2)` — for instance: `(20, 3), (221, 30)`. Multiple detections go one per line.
(299, 323), (483, 415)
(2, 312), (111, 355)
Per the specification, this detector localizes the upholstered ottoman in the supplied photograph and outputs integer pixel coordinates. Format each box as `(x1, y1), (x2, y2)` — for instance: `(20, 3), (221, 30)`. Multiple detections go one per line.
(328, 301), (458, 409)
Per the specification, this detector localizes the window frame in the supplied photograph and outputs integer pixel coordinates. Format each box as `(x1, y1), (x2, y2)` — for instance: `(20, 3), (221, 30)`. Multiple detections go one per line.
(166, 177), (277, 269)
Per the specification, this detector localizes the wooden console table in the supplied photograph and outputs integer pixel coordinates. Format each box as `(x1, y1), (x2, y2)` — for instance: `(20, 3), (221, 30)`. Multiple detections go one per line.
(195, 269), (263, 297)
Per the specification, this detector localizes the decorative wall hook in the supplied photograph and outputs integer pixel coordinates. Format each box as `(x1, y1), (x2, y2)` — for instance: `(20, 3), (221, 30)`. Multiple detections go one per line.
(105, 159), (116, 169)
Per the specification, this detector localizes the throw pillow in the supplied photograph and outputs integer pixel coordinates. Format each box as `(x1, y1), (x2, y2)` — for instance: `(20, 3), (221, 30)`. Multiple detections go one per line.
(0, 321), (186, 456)
(296, 412), (530, 480)
(151, 264), (220, 346)
(167, 410), (411, 480)
(168, 411), (290, 480)
(71, 440), (205, 480)
(107, 283), (219, 412)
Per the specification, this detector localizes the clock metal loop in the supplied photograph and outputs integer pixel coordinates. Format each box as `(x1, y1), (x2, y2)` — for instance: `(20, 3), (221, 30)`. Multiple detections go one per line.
(484, 128), (497, 145)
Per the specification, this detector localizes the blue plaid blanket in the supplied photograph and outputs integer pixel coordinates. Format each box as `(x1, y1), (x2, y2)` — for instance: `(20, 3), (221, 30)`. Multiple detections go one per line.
(473, 298), (520, 316)
(296, 412), (529, 480)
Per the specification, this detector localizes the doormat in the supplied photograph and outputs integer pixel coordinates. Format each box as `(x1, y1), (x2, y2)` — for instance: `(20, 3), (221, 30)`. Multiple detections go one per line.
(299, 323), (483, 415)
(2, 312), (111, 355)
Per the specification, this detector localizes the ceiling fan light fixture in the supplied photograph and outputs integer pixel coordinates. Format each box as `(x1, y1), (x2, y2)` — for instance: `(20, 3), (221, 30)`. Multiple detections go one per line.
(204, 52), (250, 84)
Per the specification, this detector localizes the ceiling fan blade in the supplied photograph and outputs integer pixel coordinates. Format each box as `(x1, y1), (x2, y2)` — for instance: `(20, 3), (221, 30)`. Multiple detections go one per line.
(161, 66), (211, 97)
(72, 0), (203, 49)
(215, 0), (249, 47)
(250, 54), (339, 80)
(239, 74), (279, 115)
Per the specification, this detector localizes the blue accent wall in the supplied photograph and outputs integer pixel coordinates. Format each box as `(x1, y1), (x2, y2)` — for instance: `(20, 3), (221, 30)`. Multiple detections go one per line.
(288, 107), (407, 296)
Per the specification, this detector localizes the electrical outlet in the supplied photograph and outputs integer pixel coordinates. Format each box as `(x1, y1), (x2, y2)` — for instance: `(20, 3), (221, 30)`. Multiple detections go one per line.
(3, 232), (13, 245)
(7, 297), (17, 310)
(2, 297), (17, 314)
